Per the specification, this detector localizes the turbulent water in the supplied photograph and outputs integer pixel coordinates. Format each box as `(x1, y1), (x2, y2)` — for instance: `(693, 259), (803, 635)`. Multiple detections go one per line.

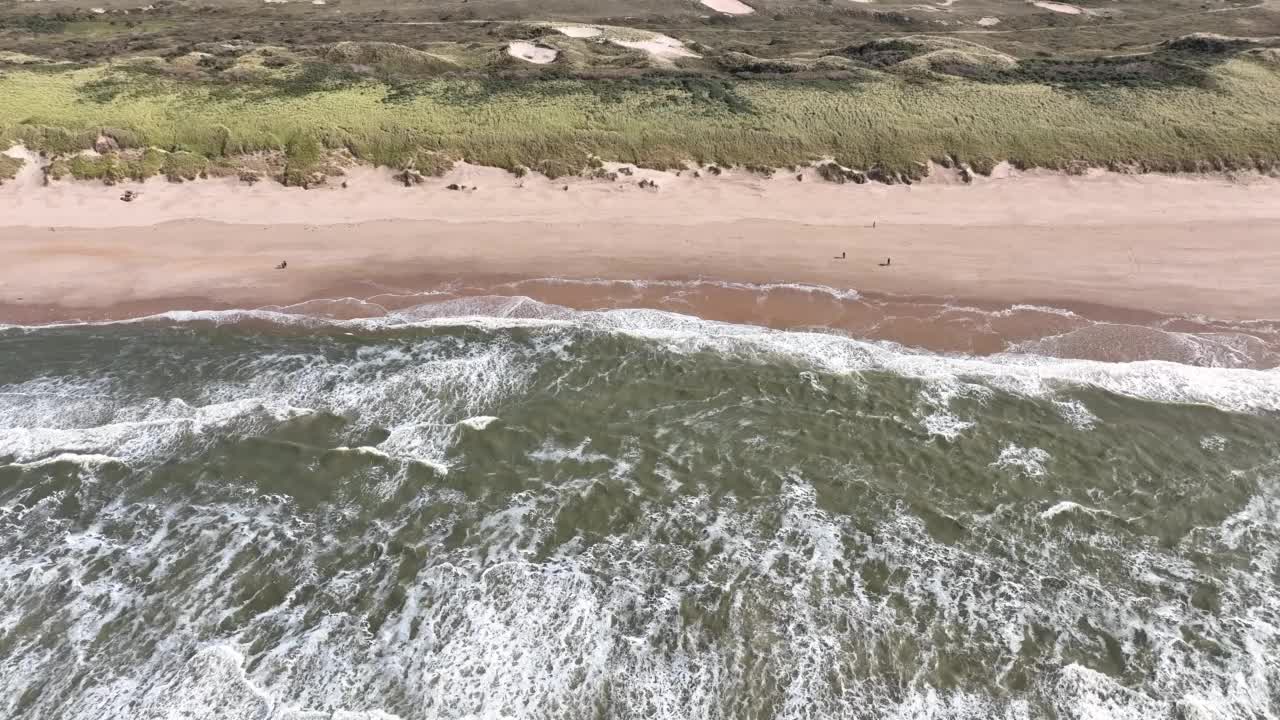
(2, 299), (1279, 720)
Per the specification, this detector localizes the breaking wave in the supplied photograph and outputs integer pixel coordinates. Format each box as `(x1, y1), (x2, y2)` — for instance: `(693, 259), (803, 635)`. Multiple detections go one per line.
(1, 299), (1278, 719)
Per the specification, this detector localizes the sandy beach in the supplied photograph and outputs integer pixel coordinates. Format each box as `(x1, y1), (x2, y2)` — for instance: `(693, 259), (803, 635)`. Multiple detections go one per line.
(2, 216), (1276, 318)
(1, 150), (1279, 364)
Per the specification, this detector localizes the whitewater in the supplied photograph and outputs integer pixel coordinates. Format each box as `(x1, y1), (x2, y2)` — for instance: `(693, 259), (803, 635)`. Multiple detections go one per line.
(1, 300), (1277, 719)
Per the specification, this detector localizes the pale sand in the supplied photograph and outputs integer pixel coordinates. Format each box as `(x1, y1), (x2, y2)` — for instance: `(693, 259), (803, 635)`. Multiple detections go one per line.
(506, 41), (557, 64)
(613, 35), (699, 62)
(555, 26), (603, 38)
(1032, 0), (1082, 13)
(0, 156), (1278, 321)
(699, 0), (755, 15)
(551, 25), (697, 64)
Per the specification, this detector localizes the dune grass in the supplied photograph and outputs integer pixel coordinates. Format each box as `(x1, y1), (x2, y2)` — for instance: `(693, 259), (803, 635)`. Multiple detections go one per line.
(1, 57), (1278, 181)
(0, 153), (23, 181)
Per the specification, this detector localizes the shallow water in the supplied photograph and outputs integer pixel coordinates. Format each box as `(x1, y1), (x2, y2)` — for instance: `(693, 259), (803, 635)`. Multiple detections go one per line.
(260, 279), (1280, 369)
(1, 300), (1278, 719)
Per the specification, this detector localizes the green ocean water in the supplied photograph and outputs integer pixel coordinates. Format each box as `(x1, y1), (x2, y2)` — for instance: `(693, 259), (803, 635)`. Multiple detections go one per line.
(1, 304), (1278, 719)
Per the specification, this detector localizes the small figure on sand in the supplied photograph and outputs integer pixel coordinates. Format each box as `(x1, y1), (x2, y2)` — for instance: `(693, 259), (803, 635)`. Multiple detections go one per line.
(119, 190), (137, 203)
(275, 260), (288, 270)
(834, 251), (846, 260)
(878, 257), (891, 267)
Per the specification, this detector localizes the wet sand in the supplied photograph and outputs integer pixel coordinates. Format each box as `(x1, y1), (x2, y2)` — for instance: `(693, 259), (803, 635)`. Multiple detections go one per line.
(267, 278), (1280, 369)
(2, 263), (1277, 369)
(1, 154), (1278, 367)
(1, 217), (1277, 317)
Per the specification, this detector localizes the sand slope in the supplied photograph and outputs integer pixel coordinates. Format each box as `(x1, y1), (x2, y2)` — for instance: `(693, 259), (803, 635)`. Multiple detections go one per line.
(507, 41), (557, 63)
(700, 0), (755, 14)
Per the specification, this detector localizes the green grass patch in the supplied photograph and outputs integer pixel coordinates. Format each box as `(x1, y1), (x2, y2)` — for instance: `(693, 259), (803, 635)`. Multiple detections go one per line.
(0, 154), (23, 181)
(2, 58), (1279, 179)
(65, 19), (175, 37)
(161, 150), (207, 181)
(47, 147), (167, 182)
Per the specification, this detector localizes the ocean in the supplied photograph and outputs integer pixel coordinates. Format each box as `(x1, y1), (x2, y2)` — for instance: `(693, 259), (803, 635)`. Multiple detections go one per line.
(1, 292), (1278, 719)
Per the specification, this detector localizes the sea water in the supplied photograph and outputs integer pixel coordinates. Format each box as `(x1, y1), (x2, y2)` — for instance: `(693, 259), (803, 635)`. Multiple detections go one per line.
(1, 300), (1277, 719)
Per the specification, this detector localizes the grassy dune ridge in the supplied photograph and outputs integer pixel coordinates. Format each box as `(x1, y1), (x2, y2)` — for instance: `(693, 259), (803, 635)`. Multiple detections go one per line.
(2, 50), (1279, 182)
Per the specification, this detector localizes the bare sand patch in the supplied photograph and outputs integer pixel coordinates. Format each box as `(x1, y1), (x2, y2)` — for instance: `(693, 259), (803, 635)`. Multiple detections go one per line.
(1, 146), (45, 189)
(4, 151), (1280, 321)
(507, 41), (557, 64)
(1032, 1), (1082, 13)
(553, 24), (699, 65)
(614, 34), (700, 63)
(699, 0), (755, 14)
(977, 16), (1001, 25)
(556, 25), (602, 38)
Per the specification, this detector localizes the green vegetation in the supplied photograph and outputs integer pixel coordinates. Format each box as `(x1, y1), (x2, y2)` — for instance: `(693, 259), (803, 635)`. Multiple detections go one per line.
(816, 162), (867, 184)
(3, 54), (1278, 183)
(0, 0), (1276, 185)
(46, 147), (169, 182)
(324, 41), (460, 76)
(0, 153), (22, 181)
(161, 150), (207, 182)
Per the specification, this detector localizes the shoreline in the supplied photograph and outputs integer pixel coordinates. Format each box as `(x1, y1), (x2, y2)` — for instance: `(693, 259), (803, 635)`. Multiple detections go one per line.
(3, 213), (1278, 319)
(2, 166), (1279, 366)
(4, 274), (1277, 370)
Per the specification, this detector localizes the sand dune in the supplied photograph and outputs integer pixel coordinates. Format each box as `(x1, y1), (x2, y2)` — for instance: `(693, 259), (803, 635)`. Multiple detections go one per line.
(555, 25), (602, 38)
(507, 41), (557, 64)
(700, 0), (755, 14)
(1032, 1), (1082, 13)
(552, 24), (698, 64)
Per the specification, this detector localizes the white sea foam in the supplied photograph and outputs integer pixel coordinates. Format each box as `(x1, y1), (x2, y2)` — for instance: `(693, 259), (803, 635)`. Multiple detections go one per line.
(915, 374), (987, 439)
(497, 277), (864, 302)
(16, 301), (1280, 422)
(1039, 500), (1112, 521)
(3, 296), (1278, 720)
(1009, 323), (1276, 369)
(529, 438), (614, 464)
(458, 415), (499, 431)
(73, 301), (1252, 415)
(992, 303), (1083, 319)
(2, 440), (1276, 719)
(0, 327), (534, 471)
(126, 643), (404, 720)
(921, 411), (974, 440)
(991, 444), (1051, 477)
(4, 451), (124, 469)
(566, 307), (1280, 415)
(3, 301), (1276, 484)
(0, 398), (314, 465)
(1200, 434), (1228, 451)
(1054, 398), (1099, 429)
(331, 445), (393, 459)
(0, 376), (119, 428)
